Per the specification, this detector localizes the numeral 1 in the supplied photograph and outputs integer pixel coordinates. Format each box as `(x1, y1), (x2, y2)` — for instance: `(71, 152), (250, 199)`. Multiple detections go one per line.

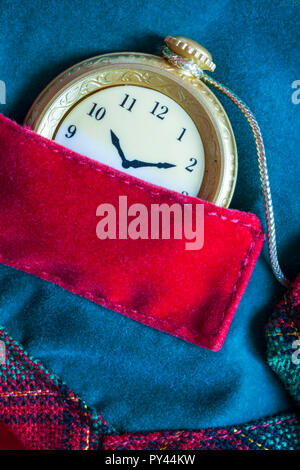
(88, 103), (106, 120)
(177, 128), (186, 142)
(120, 93), (136, 112)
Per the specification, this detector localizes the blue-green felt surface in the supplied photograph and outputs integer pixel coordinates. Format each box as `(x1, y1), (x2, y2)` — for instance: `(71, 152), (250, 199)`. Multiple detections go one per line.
(0, 0), (299, 432)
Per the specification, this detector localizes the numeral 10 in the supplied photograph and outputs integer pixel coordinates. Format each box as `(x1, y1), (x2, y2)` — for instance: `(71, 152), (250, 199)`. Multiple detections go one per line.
(88, 103), (106, 120)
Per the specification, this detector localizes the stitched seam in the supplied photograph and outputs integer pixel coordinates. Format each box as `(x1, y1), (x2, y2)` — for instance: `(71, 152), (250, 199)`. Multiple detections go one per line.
(204, 236), (256, 337)
(0, 390), (81, 401)
(85, 428), (90, 450)
(103, 418), (296, 446)
(239, 432), (269, 450)
(267, 332), (299, 337)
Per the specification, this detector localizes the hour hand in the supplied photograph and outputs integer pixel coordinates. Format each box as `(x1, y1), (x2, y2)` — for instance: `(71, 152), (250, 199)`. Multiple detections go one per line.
(110, 130), (130, 168)
(110, 130), (176, 170)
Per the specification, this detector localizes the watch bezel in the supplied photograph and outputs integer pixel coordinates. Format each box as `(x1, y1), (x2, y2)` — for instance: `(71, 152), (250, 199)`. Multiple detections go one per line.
(25, 52), (237, 207)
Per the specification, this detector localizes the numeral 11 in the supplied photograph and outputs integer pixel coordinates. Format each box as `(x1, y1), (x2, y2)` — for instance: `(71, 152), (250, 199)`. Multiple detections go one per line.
(120, 93), (136, 112)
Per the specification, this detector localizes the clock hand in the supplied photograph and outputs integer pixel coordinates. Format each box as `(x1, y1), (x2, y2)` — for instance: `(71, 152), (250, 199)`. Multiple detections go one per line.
(127, 160), (176, 169)
(153, 162), (176, 169)
(110, 130), (131, 168)
(110, 130), (176, 170)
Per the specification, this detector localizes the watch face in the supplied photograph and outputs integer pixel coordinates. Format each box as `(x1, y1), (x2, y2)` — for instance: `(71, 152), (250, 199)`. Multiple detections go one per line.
(54, 85), (205, 196)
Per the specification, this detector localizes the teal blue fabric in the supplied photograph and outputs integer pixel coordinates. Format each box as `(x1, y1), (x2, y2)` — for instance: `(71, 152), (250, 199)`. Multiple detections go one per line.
(0, 0), (299, 433)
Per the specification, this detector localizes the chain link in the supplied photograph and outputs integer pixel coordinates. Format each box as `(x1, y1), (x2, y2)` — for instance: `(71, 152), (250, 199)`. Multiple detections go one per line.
(162, 45), (289, 286)
(201, 73), (290, 287)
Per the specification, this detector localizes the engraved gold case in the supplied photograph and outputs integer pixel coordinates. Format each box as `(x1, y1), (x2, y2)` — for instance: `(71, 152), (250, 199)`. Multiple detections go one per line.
(25, 44), (237, 207)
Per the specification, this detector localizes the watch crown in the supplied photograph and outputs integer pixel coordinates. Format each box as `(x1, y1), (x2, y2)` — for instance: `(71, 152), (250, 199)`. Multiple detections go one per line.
(164, 36), (216, 72)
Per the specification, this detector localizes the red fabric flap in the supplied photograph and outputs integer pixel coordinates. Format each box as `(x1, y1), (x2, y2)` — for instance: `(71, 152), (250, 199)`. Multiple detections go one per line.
(0, 422), (25, 450)
(0, 114), (264, 350)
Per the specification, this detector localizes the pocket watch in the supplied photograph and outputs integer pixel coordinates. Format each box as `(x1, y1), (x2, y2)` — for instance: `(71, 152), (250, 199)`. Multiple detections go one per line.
(25, 36), (237, 207)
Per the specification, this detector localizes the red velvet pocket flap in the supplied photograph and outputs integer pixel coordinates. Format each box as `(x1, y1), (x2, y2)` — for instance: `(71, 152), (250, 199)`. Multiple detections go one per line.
(0, 114), (264, 350)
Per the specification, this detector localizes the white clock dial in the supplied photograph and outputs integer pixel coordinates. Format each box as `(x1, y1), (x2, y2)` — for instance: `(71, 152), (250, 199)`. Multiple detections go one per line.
(54, 85), (205, 196)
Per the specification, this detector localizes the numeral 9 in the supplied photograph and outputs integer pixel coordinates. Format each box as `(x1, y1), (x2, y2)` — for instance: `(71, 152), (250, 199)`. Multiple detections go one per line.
(65, 125), (77, 138)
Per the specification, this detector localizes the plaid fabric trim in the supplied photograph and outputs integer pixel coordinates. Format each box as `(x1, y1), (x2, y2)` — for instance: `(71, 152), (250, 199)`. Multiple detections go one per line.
(102, 414), (299, 450)
(103, 277), (300, 449)
(0, 276), (299, 450)
(0, 327), (113, 450)
(266, 275), (300, 405)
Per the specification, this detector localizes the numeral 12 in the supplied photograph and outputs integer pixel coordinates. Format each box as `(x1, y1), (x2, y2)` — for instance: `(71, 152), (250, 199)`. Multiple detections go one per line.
(150, 101), (168, 120)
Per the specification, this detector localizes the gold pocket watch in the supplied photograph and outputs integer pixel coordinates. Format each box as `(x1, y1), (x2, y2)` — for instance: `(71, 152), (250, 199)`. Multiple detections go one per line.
(25, 36), (237, 207)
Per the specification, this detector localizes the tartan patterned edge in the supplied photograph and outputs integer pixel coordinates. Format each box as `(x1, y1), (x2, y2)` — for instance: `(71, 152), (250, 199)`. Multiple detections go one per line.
(265, 275), (300, 406)
(0, 324), (298, 450)
(0, 326), (114, 450)
(102, 414), (299, 450)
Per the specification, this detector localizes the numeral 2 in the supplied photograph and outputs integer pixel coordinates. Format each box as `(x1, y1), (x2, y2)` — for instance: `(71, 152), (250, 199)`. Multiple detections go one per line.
(88, 103), (106, 120)
(150, 101), (168, 120)
(185, 158), (198, 172)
